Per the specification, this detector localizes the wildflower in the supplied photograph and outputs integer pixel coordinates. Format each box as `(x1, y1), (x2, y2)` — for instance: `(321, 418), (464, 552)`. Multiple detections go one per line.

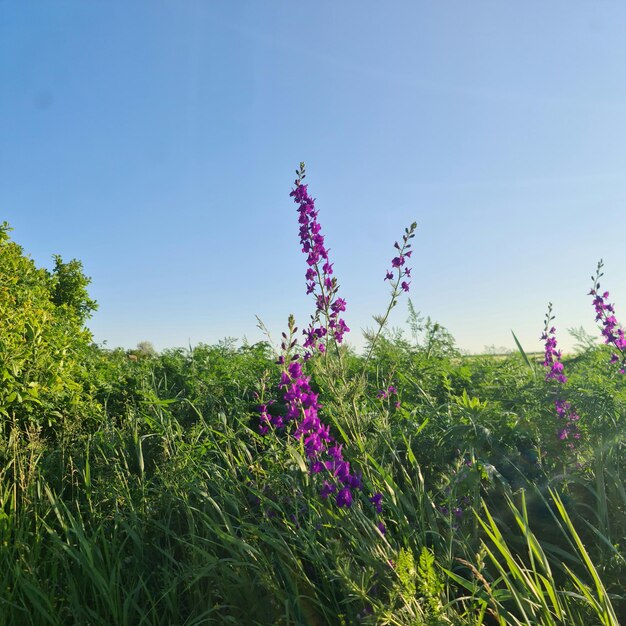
(290, 163), (349, 354)
(257, 165), (389, 531)
(369, 493), (383, 514)
(331, 297), (346, 314)
(332, 318), (350, 343)
(541, 316), (567, 384)
(261, 318), (364, 515)
(328, 444), (343, 459)
(336, 487), (353, 508)
(320, 481), (336, 499)
(590, 260), (626, 370)
(377, 384), (396, 400)
(311, 461), (324, 473)
(349, 473), (362, 490)
(382, 223), (417, 299)
(541, 304), (581, 448)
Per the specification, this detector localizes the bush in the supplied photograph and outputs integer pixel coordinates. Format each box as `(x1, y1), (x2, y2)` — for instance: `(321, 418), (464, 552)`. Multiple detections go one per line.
(0, 222), (99, 435)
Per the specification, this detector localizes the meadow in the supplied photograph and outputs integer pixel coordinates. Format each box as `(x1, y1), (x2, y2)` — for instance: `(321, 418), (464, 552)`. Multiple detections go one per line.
(0, 166), (624, 625)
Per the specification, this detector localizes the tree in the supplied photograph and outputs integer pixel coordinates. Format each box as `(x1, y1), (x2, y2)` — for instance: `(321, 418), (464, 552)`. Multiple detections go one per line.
(49, 255), (98, 324)
(0, 222), (99, 434)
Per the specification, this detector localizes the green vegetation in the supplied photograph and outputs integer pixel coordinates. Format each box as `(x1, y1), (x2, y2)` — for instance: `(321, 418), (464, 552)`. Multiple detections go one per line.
(0, 223), (624, 625)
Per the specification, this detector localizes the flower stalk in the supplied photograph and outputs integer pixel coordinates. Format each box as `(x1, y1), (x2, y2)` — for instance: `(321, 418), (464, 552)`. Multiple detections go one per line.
(541, 303), (580, 448)
(589, 259), (626, 373)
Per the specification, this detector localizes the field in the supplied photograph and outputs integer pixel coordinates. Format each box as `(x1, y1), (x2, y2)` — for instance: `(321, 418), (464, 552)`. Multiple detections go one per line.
(1, 170), (625, 625)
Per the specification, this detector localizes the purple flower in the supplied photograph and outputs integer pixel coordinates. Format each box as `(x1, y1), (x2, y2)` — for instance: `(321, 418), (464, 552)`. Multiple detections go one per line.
(328, 444), (343, 459)
(331, 298), (347, 314)
(590, 262), (626, 369)
(291, 166), (350, 353)
(369, 493), (383, 514)
(541, 304), (581, 448)
(262, 329), (367, 512)
(288, 361), (303, 379)
(257, 164), (388, 534)
(304, 432), (323, 456)
(336, 487), (353, 508)
(349, 473), (363, 490)
(320, 481), (336, 499)
(336, 461), (352, 484)
(333, 318), (350, 342)
(382, 223), (417, 312)
(541, 312), (567, 384)
(311, 461), (324, 473)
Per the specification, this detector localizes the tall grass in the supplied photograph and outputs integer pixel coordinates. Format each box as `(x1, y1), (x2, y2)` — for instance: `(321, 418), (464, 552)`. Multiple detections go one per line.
(1, 350), (623, 625)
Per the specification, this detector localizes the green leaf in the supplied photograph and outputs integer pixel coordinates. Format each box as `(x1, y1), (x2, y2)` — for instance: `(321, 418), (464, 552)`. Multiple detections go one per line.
(511, 330), (534, 373)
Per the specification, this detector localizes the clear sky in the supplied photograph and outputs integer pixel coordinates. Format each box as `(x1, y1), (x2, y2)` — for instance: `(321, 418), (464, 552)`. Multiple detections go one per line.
(2, 2), (626, 354)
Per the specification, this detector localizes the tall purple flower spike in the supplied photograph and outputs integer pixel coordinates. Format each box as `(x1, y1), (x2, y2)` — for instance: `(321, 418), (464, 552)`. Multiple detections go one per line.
(290, 163), (350, 357)
(541, 303), (580, 448)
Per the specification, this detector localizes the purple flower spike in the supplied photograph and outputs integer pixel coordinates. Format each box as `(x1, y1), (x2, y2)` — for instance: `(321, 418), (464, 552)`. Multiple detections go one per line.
(290, 163), (350, 355)
(540, 304), (581, 449)
(541, 310), (567, 384)
(382, 222), (417, 315)
(257, 164), (389, 537)
(590, 260), (626, 371)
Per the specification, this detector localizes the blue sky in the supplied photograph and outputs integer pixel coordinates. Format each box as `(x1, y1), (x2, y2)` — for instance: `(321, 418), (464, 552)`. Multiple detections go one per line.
(2, 2), (626, 354)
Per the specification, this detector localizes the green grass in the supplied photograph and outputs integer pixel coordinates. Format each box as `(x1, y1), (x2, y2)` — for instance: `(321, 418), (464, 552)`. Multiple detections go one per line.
(0, 338), (623, 624)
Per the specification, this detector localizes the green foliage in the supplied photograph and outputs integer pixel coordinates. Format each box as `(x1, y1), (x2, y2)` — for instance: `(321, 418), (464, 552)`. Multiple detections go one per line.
(0, 223), (98, 434)
(49, 255), (97, 324)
